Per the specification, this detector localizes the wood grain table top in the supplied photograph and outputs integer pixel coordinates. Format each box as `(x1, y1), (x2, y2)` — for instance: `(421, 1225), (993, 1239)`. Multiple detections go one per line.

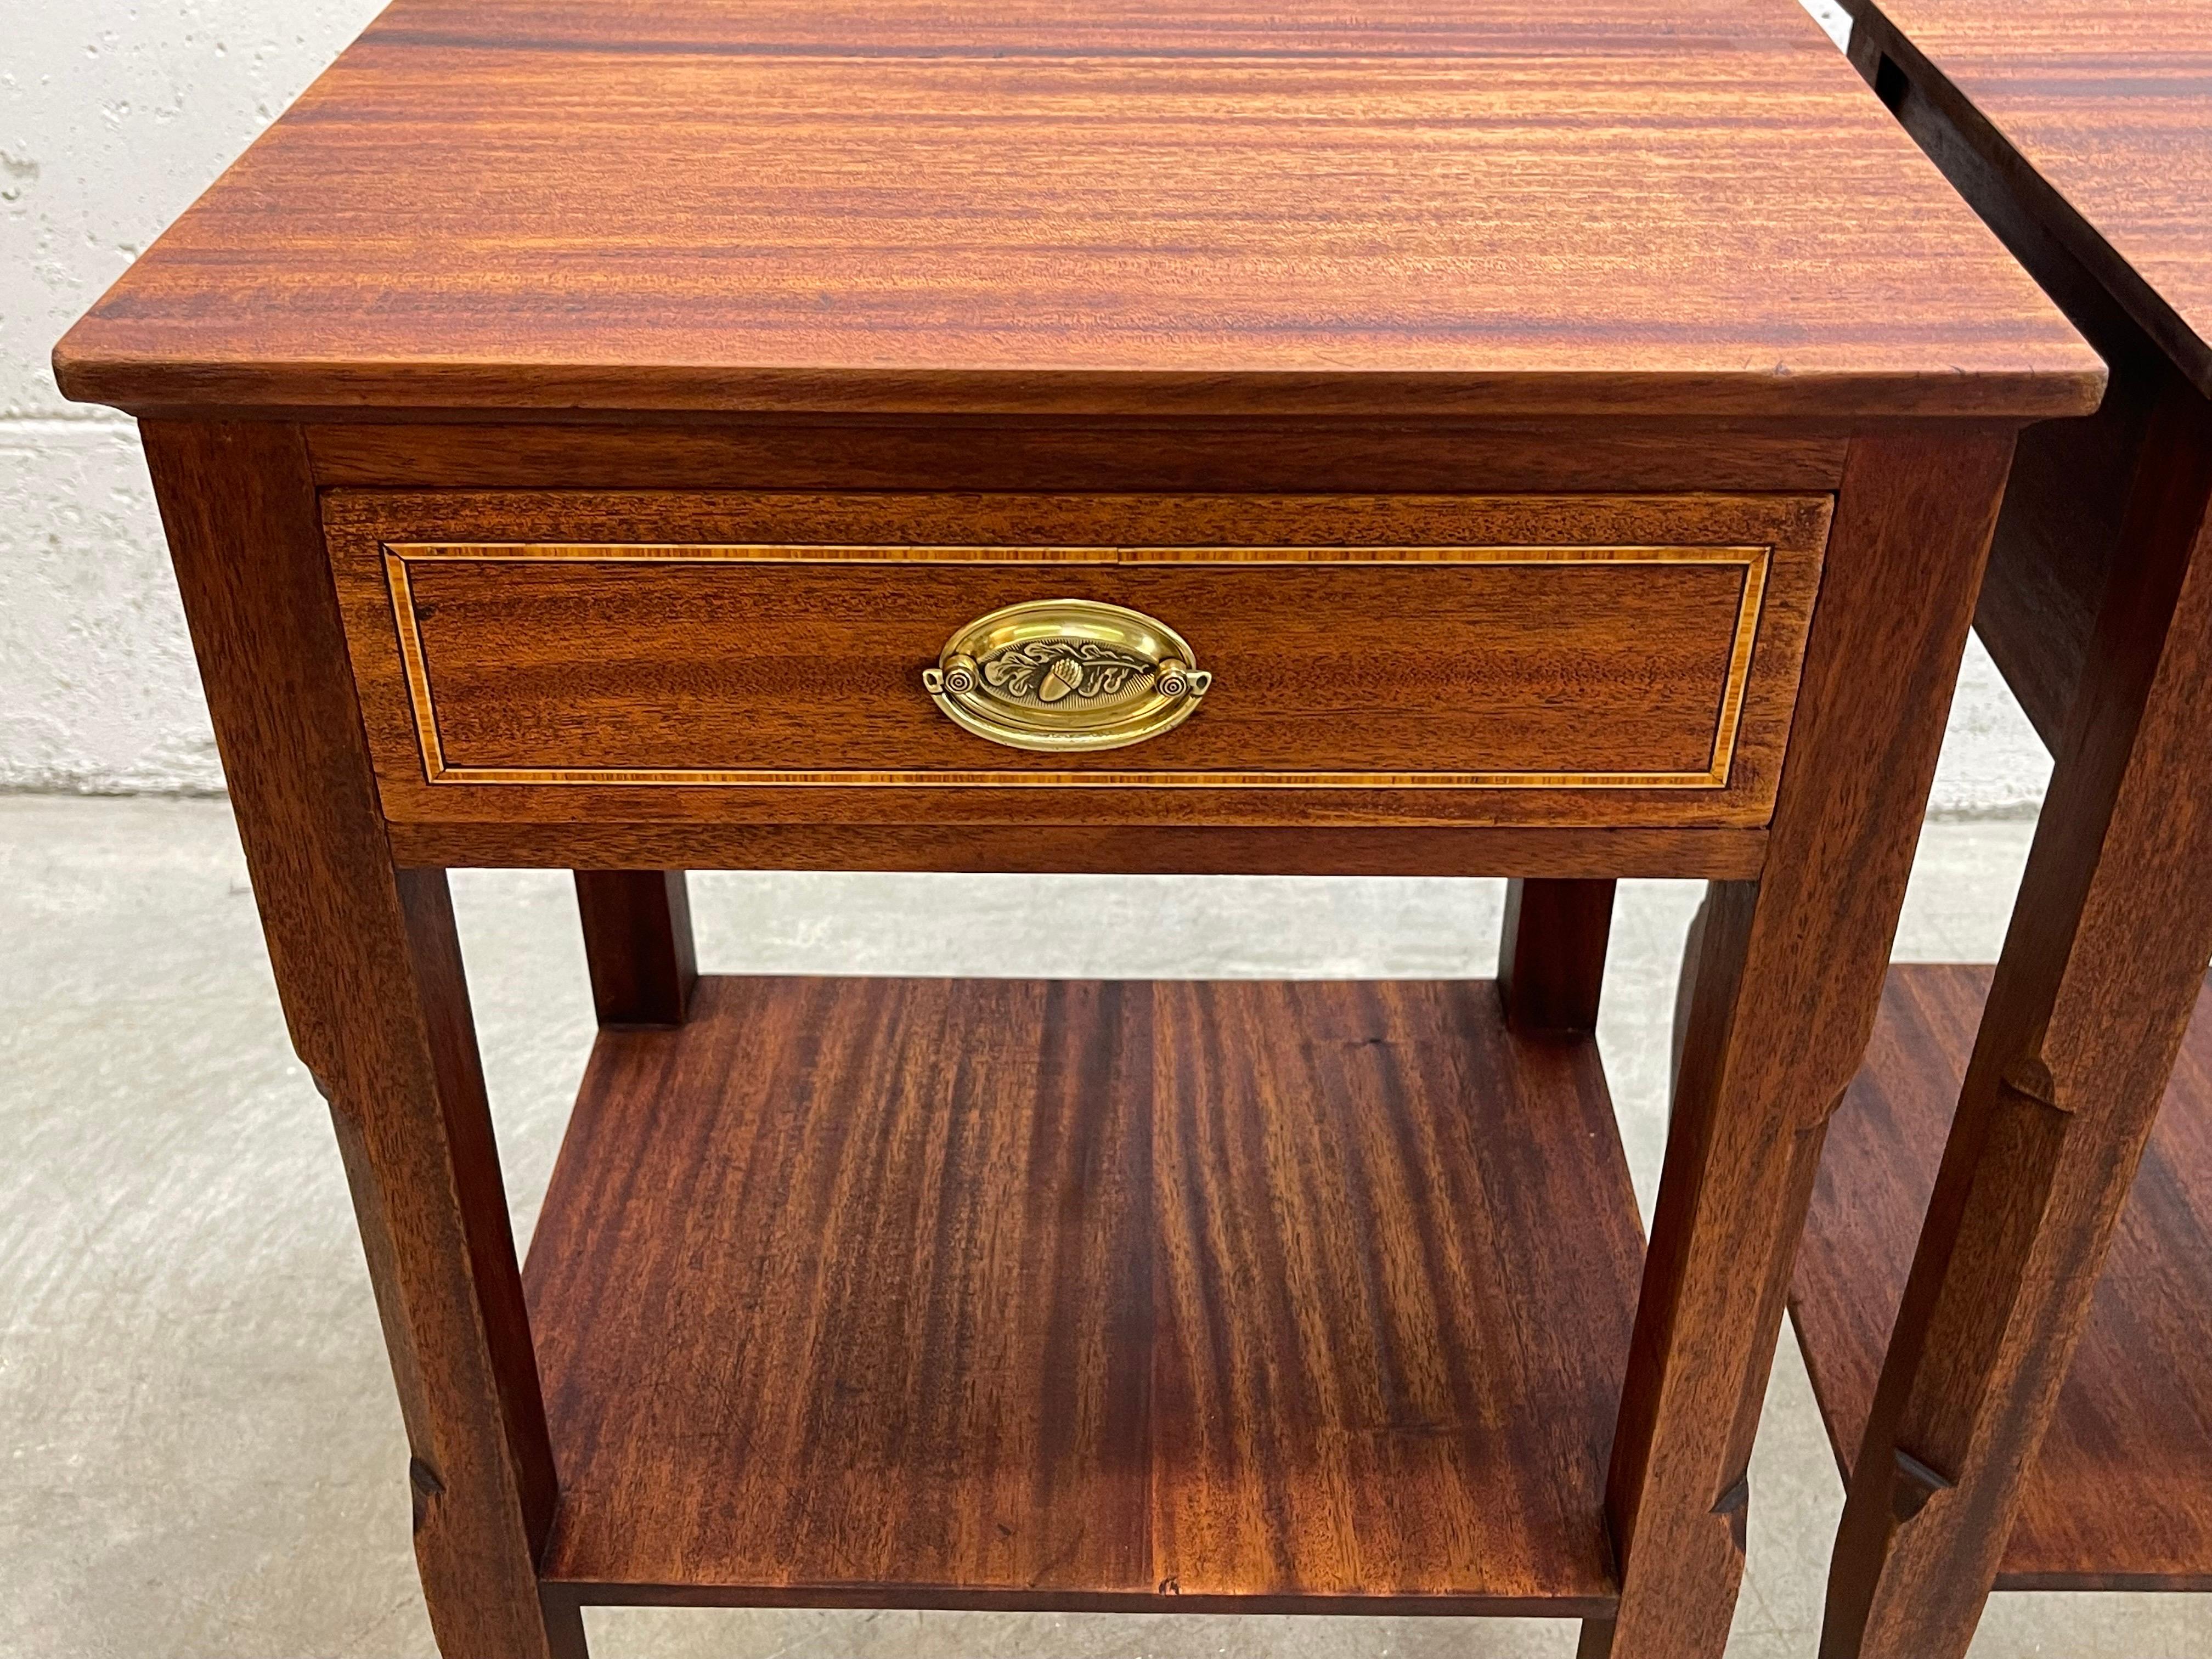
(1852, 0), (2212, 396)
(52, 0), (2098, 420)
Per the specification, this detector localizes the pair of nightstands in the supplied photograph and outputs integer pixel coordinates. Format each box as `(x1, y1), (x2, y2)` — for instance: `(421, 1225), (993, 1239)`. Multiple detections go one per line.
(53, 2), (2203, 1657)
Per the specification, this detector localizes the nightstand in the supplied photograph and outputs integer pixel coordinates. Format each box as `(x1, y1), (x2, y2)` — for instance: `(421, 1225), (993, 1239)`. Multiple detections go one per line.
(53, 3), (2097, 1656)
(1787, 5), (2212, 1655)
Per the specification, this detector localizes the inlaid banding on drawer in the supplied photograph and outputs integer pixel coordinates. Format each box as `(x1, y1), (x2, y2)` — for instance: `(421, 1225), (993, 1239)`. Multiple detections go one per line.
(375, 541), (1772, 790)
(323, 491), (1830, 828)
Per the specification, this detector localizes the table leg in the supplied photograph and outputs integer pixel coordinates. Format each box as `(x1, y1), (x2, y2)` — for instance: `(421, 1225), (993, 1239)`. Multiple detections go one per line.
(1669, 891), (1713, 1092)
(142, 421), (578, 1659)
(1821, 384), (2212, 1659)
(574, 870), (698, 1027)
(1499, 878), (1617, 1033)
(1587, 432), (2016, 1659)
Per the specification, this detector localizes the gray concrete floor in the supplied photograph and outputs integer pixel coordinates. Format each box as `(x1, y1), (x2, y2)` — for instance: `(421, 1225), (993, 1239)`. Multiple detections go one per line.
(3, 795), (2205, 1658)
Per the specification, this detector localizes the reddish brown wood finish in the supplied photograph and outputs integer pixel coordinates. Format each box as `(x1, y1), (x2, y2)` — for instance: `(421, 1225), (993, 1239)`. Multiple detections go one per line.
(1971, 361), (2159, 749)
(301, 419), (1858, 495)
(524, 974), (1643, 1614)
(1809, 381), (2212, 1659)
(1791, 14), (2212, 1651)
(1499, 879), (1618, 1034)
(136, 422), (577, 1659)
(123, 418), (2023, 1659)
(66, 6), (2098, 1655)
(1592, 431), (2013, 1659)
(387, 821), (1773, 880)
(323, 490), (1829, 831)
(400, 559), (1747, 777)
(1838, 0), (2180, 756)
(572, 871), (696, 1029)
(1847, 0), (2212, 398)
(1794, 965), (2212, 1592)
(49, 0), (2097, 421)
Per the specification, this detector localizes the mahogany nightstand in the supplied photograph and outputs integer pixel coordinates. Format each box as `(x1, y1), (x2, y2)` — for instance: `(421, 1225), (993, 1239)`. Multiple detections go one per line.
(1785, 5), (2212, 1657)
(52, 3), (2096, 1657)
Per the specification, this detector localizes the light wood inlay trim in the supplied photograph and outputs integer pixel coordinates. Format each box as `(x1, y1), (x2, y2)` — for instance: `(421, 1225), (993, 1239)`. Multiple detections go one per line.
(383, 541), (1773, 791)
(385, 555), (447, 781)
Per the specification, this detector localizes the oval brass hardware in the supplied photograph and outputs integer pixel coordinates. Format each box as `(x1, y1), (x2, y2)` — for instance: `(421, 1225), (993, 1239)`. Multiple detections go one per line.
(922, 599), (1213, 753)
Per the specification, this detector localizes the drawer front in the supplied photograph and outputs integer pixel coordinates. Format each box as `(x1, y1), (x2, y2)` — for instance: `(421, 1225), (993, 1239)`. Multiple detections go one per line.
(325, 492), (1829, 827)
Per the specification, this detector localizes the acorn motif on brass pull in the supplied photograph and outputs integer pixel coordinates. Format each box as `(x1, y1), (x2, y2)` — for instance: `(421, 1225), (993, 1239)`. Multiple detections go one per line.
(923, 599), (1212, 753)
(980, 638), (1156, 703)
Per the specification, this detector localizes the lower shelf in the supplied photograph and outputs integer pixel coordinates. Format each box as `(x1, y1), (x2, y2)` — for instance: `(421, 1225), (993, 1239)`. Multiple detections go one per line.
(522, 975), (1644, 1615)
(1790, 964), (2212, 1592)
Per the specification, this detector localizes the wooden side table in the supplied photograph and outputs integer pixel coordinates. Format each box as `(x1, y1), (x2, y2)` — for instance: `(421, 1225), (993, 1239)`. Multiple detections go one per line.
(1788, 5), (2212, 1657)
(52, 4), (2096, 1657)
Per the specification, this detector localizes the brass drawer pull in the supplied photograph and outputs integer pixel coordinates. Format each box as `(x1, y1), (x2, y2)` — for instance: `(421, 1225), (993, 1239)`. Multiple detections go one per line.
(922, 599), (1212, 753)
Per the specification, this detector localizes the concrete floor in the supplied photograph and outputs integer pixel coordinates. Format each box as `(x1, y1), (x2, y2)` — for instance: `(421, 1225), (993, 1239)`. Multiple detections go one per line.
(3, 795), (2205, 1659)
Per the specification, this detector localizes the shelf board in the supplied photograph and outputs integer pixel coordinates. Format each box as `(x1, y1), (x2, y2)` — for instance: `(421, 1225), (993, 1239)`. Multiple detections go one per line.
(1790, 964), (2212, 1592)
(523, 975), (1643, 1615)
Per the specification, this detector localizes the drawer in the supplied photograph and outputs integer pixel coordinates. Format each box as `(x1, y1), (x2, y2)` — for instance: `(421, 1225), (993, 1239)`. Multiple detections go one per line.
(325, 492), (1829, 828)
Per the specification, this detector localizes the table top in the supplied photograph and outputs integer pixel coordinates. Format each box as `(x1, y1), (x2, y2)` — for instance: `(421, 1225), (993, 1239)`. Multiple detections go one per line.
(1852, 0), (2212, 395)
(53, 0), (2098, 421)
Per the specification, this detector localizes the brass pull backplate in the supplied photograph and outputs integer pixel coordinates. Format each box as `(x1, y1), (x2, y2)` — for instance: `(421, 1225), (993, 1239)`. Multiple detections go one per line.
(922, 598), (1212, 753)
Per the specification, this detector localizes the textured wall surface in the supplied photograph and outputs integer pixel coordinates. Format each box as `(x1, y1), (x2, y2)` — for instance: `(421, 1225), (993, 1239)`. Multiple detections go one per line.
(3, 0), (2050, 812)
(3, 1), (388, 792)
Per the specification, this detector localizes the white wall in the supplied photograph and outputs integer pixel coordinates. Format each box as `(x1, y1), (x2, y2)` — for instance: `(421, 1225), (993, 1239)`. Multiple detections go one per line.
(1, 0), (2051, 812)
(3, 0), (388, 792)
